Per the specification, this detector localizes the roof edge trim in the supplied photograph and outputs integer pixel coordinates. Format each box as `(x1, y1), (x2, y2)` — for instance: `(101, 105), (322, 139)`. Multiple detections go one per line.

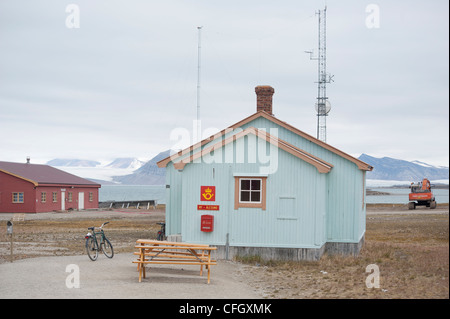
(157, 111), (372, 171)
(168, 127), (333, 174)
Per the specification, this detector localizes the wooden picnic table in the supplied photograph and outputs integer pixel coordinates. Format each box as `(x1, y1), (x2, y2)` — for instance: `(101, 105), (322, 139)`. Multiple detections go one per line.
(133, 239), (217, 284)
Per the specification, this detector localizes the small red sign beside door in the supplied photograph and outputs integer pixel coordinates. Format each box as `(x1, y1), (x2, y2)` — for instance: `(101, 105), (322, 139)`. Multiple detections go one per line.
(200, 186), (215, 201)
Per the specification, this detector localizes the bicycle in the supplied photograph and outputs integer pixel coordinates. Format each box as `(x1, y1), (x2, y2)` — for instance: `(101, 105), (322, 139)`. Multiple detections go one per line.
(156, 222), (166, 241)
(85, 222), (114, 261)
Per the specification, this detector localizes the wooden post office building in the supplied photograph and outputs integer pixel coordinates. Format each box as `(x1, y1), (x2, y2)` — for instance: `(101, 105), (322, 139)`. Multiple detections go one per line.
(0, 160), (101, 213)
(158, 86), (373, 261)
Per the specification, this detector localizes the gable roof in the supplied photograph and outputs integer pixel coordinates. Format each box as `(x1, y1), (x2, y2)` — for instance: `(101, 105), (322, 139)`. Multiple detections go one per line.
(0, 161), (101, 187)
(157, 111), (373, 171)
(169, 127), (333, 173)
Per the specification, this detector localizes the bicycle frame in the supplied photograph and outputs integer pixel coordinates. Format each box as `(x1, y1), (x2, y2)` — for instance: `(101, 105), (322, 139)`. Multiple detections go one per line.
(86, 229), (106, 250)
(85, 222), (109, 251)
(156, 222), (166, 241)
(85, 221), (113, 261)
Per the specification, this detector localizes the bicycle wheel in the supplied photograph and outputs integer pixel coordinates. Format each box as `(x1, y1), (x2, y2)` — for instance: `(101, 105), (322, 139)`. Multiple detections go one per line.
(102, 238), (114, 258)
(86, 237), (98, 261)
(157, 231), (163, 241)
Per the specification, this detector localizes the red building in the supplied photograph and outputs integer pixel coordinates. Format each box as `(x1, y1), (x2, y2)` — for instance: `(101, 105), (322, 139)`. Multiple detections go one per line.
(0, 160), (101, 213)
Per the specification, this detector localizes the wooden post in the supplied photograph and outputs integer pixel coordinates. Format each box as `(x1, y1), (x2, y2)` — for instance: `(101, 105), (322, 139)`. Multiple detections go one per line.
(10, 233), (13, 263)
(207, 250), (211, 284)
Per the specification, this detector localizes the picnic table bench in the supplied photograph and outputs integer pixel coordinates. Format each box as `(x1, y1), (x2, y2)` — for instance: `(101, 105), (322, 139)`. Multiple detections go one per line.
(133, 239), (217, 284)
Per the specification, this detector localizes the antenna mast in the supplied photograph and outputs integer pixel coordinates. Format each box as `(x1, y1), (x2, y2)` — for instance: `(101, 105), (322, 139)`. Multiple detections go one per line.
(306, 6), (334, 143)
(195, 26), (202, 143)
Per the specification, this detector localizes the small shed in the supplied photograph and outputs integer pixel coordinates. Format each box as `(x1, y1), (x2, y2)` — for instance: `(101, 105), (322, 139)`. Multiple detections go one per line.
(0, 160), (101, 213)
(157, 86), (373, 261)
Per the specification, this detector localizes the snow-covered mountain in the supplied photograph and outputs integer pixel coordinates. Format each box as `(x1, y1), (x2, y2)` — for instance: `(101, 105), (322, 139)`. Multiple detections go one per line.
(104, 158), (144, 170)
(46, 157), (145, 184)
(112, 150), (170, 185)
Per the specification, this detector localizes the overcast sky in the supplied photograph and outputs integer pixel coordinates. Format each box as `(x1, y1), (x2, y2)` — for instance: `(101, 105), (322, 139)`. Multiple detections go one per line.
(0, 0), (448, 167)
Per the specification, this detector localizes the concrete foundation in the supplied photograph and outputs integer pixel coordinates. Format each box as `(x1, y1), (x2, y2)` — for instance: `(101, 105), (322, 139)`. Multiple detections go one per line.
(167, 234), (182, 242)
(325, 235), (365, 257)
(215, 245), (326, 261)
(167, 234), (365, 261)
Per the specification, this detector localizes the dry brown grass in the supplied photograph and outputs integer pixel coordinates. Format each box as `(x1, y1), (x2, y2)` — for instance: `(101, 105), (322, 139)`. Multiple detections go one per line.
(237, 213), (449, 299)
(0, 218), (161, 263)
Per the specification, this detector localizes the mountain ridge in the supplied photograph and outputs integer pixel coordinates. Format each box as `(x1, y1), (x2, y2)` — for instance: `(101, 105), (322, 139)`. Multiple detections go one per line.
(359, 154), (449, 182)
(46, 152), (448, 185)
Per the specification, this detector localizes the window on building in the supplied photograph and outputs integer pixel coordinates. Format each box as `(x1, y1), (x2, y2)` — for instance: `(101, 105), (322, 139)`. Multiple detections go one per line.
(240, 179), (261, 202)
(12, 192), (24, 203)
(41, 192), (46, 203)
(68, 192), (73, 202)
(234, 177), (267, 210)
(89, 192), (93, 202)
(52, 192), (58, 203)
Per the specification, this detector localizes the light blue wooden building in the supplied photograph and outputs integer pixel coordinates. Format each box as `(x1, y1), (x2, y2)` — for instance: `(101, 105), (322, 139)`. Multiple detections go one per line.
(158, 86), (373, 260)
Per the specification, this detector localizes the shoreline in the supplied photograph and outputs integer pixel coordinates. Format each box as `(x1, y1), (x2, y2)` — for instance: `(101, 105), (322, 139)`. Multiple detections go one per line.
(0, 203), (448, 221)
(366, 202), (448, 211)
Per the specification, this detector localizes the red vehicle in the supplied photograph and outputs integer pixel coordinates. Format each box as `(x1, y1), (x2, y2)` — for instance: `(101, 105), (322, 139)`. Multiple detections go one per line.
(408, 178), (437, 210)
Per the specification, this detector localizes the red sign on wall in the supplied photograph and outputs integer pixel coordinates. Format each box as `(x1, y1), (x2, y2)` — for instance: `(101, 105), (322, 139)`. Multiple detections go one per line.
(197, 205), (219, 211)
(200, 186), (215, 201)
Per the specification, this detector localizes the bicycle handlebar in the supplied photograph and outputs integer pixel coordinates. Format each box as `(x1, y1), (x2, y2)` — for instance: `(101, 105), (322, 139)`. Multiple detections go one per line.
(101, 222), (109, 228)
(88, 222), (109, 231)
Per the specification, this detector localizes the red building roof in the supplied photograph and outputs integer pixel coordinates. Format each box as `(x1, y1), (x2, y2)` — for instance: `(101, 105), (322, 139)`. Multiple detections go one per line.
(0, 161), (100, 187)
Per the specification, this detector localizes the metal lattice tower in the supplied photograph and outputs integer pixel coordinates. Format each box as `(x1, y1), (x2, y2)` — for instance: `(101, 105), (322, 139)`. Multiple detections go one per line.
(306, 6), (334, 142)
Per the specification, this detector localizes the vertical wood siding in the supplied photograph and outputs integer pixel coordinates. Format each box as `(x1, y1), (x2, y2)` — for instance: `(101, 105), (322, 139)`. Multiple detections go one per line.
(166, 115), (366, 248)
(179, 135), (327, 248)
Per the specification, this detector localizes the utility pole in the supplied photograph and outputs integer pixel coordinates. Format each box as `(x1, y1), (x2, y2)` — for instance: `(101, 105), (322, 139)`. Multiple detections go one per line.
(306, 6), (334, 143)
(195, 26), (203, 144)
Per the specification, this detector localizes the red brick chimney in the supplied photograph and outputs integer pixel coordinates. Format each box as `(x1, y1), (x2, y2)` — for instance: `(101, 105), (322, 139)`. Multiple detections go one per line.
(255, 85), (274, 115)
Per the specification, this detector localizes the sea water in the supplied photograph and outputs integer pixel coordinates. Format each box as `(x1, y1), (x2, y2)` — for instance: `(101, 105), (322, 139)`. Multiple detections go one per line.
(99, 185), (448, 205)
(99, 185), (166, 204)
(366, 187), (448, 204)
